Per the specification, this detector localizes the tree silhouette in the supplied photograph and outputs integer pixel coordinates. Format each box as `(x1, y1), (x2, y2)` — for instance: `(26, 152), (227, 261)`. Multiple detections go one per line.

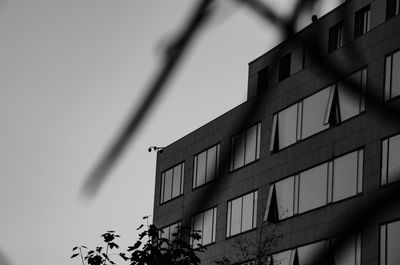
(71, 223), (206, 265)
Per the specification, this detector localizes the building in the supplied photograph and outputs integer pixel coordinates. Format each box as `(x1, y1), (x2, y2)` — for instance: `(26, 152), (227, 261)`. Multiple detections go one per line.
(152, 0), (400, 264)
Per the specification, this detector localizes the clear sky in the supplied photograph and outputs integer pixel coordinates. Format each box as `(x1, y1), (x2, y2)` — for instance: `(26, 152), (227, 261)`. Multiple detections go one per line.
(0, 1), (341, 264)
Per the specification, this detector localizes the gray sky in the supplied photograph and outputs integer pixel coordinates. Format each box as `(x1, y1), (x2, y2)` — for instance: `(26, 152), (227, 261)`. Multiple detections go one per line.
(0, 1), (340, 264)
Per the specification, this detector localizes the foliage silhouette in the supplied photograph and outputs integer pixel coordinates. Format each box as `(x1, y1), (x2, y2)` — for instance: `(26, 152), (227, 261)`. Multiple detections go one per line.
(71, 224), (206, 265)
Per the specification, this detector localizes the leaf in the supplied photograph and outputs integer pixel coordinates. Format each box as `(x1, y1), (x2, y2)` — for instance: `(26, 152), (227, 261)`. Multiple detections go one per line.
(109, 242), (119, 249)
(107, 230), (115, 233)
(72, 247), (78, 251)
(70, 253), (79, 259)
(136, 224), (144, 230)
(119, 253), (129, 261)
(81, 245), (88, 249)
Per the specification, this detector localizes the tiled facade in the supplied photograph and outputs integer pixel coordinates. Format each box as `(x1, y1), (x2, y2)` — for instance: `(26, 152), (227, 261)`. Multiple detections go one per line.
(153, 0), (400, 264)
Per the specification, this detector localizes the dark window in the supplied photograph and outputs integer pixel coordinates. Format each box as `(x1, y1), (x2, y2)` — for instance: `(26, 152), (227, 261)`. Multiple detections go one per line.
(257, 67), (269, 93)
(226, 191), (258, 237)
(160, 162), (184, 204)
(328, 22), (343, 53)
(278, 53), (291, 81)
(193, 144), (220, 189)
(230, 123), (261, 171)
(386, 0), (400, 20)
(384, 50), (400, 100)
(354, 5), (371, 38)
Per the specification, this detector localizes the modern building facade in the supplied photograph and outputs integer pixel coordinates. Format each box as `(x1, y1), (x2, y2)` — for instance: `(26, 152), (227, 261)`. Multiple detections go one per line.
(153, 0), (400, 264)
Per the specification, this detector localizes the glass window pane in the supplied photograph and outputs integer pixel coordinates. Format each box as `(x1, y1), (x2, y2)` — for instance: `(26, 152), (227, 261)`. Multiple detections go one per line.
(256, 123), (261, 159)
(278, 104), (298, 149)
(202, 209), (213, 244)
(196, 152), (206, 187)
(245, 125), (257, 164)
(334, 235), (356, 265)
(387, 221), (400, 265)
(388, 135), (400, 183)
(227, 202), (231, 236)
(392, 51), (400, 98)
(382, 139), (388, 185)
(380, 225), (386, 265)
(333, 151), (358, 201)
(385, 56), (392, 100)
(241, 193), (254, 232)
(163, 169), (173, 202)
(272, 250), (294, 265)
(234, 132), (245, 170)
(298, 241), (328, 265)
(206, 146), (217, 181)
(299, 163), (328, 213)
(160, 173), (165, 203)
(338, 71), (361, 121)
(161, 226), (170, 240)
(253, 191), (258, 228)
(192, 214), (202, 246)
(212, 208), (217, 242)
(275, 177), (295, 219)
(172, 165), (182, 198)
(230, 197), (242, 236)
(301, 87), (330, 138)
(170, 222), (180, 240)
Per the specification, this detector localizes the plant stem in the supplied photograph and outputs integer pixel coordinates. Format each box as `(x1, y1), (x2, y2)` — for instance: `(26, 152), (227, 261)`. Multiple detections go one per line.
(103, 244), (109, 265)
(79, 247), (85, 265)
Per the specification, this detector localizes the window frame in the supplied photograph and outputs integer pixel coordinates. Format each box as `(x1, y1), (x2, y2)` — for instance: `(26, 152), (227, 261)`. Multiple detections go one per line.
(226, 190), (258, 238)
(265, 148), (364, 222)
(192, 143), (221, 190)
(191, 206), (218, 247)
(160, 221), (182, 242)
(268, 233), (361, 265)
(381, 132), (400, 186)
(380, 219), (400, 265)
(328, 22), (344, 53)
(257, 66), (269, 94)
(386, 0), (400, 20)
(230, 122), (262, 172)
(270, 67), (367, 153)
(160, 161), (185, 204)
(354, 5), (371, 38)
(278, 53), (292, 81)
(384, 49), (400, 101)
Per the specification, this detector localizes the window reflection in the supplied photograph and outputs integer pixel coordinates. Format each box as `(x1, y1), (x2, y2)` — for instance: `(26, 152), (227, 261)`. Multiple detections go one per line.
(191, 207), (217, 246)
(270, 235), (360, 265)
(161, 221), (181, 242)
(297, 241), (328, 265)
(384, 50), (400, 100)
(299, 164), (328, 213)
(381, 220), (400, 265)
(160, 162), (184, 204)
(275, 177), (295, 218)
(271, 69), (366, 152)
(193, 144), (220, 189)
(230, 123), (261, 171)
(227, 191), (258, 237)
(333, 151), (359, 201)
(302, 88), (330, 139)
(382, 134), (400, 185)
(265, 149), (363, 222)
